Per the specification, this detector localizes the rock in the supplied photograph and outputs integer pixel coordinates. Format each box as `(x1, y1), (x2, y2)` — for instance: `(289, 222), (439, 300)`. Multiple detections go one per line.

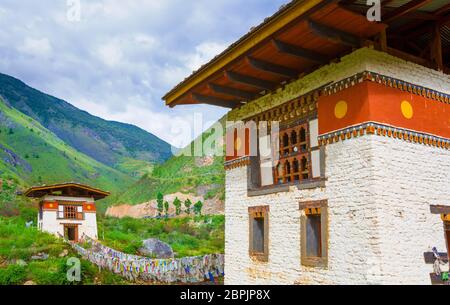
(24, 281), (36, 285)
(59, 249), (69, 257)
(15, 259), (27, 266)
(31, 253), (49, 260)
(138, 238), (174, 259)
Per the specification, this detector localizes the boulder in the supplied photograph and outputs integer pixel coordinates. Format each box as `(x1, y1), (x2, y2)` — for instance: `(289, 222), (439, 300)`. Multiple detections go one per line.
(31, 253), (49, 260)
(138, 238), (174, 259)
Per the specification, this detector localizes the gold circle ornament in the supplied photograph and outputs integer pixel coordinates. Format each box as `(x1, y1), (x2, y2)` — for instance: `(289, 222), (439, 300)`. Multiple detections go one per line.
(401, 100), (413, 119)
(334, 100), (348, 119)
(235, 138), (242, 151)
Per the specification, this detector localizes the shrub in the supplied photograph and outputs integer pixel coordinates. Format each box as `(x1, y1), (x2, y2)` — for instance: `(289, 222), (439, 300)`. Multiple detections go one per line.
(173, 197), (181, 215)
(0, 264), (27, 285)
(184, 199), (192, 215)
(194, 201), (203, 216)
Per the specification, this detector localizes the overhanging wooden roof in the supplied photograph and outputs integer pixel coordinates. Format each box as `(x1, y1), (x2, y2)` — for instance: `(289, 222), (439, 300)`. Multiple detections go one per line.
(162, 0), (450, 109)
(24, 183), (110, 200)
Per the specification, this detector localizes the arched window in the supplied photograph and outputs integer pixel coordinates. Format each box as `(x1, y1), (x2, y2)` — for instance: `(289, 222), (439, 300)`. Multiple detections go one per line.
(293, 158), (300, 181)
(300, 127), (307, 151)
(301, 156), (309, 180)
(291, 130), (298, 145)
(283, 133), (289, 147)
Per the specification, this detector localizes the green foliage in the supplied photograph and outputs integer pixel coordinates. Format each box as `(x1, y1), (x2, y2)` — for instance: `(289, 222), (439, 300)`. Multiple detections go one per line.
(0, 264), (27, 285)
(0, 98), (134, 194)
(0, 212), (127, 285)
(173, 197), (182, 215)
(164, 201), (169, 217)
(0, 72), (171, 170)
(194, 200), (203, 216)
(156, 192), (164, 217)
(184, 199), (192, 215)
(98, 215), (224, 258)
(108, 120), (226, 206)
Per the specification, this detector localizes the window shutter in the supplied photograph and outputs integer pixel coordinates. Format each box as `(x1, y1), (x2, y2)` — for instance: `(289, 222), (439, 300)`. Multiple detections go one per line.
(309, 119), (319, 148)
(311, 150), (321, 178)
(259, 134), (273, 186)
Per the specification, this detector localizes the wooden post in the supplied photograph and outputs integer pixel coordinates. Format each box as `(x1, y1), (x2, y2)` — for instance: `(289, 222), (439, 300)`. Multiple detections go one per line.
(431, 23), (443, 71)
(379, 28), (388, 52)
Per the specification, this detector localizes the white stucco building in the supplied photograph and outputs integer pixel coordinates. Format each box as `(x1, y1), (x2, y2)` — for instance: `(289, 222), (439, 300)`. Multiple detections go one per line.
(163, 1), (450, 284)
(25, 183), (109, 241)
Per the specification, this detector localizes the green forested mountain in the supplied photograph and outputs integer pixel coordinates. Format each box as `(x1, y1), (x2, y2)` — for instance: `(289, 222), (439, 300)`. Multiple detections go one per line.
(106, 123), (225, 206)
(0, 73), (172, 176)
(0, 97), (133, 192)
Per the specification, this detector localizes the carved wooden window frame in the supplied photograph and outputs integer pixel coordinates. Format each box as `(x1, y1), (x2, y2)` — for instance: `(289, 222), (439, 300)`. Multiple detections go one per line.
(248, 205), (269, 262)
(299, 200), (328, 268)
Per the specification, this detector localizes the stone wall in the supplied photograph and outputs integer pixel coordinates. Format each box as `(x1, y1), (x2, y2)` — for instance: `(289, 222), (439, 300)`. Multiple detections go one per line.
(224, 48), (450, 285)
(225, 135), (450, 285)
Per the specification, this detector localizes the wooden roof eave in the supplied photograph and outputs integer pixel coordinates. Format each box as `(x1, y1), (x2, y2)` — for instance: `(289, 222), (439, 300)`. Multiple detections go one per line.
(162, 0), (330, 107)
(24, 183), (110, 199)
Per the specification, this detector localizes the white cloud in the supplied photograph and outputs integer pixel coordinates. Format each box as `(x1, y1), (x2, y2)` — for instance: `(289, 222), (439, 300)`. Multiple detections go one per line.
(184, 41), (229, 72)
(0, 0), (288, 144)
(17, 37), (52, 58)
(95, 41), (123, 67)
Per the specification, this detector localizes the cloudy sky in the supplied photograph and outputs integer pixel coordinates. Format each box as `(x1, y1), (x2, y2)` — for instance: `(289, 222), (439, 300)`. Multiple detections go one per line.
(0, 0), (288, 147)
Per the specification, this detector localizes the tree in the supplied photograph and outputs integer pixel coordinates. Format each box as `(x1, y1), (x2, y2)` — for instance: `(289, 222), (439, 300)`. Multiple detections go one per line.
(156, 192), (164, 217)
(184, 199), (192, 215)
(173, 197), (182, 216)
(194, 200), (203, 216)
(164, 201), (169, 218)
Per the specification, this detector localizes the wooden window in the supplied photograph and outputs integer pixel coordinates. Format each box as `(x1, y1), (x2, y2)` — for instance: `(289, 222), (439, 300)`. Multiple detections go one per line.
(273, 121), (312, 185)
(65, 206), (77, 219)
(248, 206), (269, 262)
(58, 205), (83, 220)
(300, 200), (328, 267)
(445, 221), (450, 262)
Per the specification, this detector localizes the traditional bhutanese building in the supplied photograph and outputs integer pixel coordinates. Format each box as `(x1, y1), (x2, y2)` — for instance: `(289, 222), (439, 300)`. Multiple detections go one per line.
(25, 183), (109, 242)
(163, 0), (450, 284)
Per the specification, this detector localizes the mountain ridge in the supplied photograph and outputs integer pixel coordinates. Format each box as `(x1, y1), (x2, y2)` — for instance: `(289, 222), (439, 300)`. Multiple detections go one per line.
(0, 72), (172, 175)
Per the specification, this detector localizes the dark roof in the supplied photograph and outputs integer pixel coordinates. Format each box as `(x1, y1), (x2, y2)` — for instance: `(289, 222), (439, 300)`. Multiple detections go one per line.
(24, 183), (110, 200)
(162, 0), (450, 109)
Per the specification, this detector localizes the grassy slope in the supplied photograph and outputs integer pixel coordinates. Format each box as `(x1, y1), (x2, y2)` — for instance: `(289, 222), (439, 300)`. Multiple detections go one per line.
(0, 98), (133, 193)
(98, 215), (224, 257)
(0, 73), (172, 171)
(0, 216), (127, 285)
(106, 127), (225, 206)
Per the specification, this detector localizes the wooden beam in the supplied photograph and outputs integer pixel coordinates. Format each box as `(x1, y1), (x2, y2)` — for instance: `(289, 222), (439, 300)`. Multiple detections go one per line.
(424, 252), (448, 264)
(434, 3), (450, 16)
(431, 23), (443, 71)
(208, 83), (256, 100)
(379, 28), (387, 52)
(246, 56), (299, 78)
(191, 93), (240, 108)
(430, 205), (450, 215)
(307, 19), (361, 47)
(382, 0), (433, 23)
(341, 2), (438, 20)
(225, 71), (276, 91)
(272, 39), (329, 63)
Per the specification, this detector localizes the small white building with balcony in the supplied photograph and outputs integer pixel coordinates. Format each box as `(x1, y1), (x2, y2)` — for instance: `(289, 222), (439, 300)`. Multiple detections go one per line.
(25, 183), (109, 242)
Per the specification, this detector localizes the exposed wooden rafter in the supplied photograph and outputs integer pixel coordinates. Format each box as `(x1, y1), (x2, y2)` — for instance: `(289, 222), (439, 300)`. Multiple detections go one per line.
(272, 39), (329, 63)
(246, 56), (299, 78)
(208, 83), (256, 100)
(225, 71), (276, 91)
(307, 19), (361, 47)
(382, 0), (433, 23)
(340, 2), (438, 21)
(191, 93), (240, 109)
